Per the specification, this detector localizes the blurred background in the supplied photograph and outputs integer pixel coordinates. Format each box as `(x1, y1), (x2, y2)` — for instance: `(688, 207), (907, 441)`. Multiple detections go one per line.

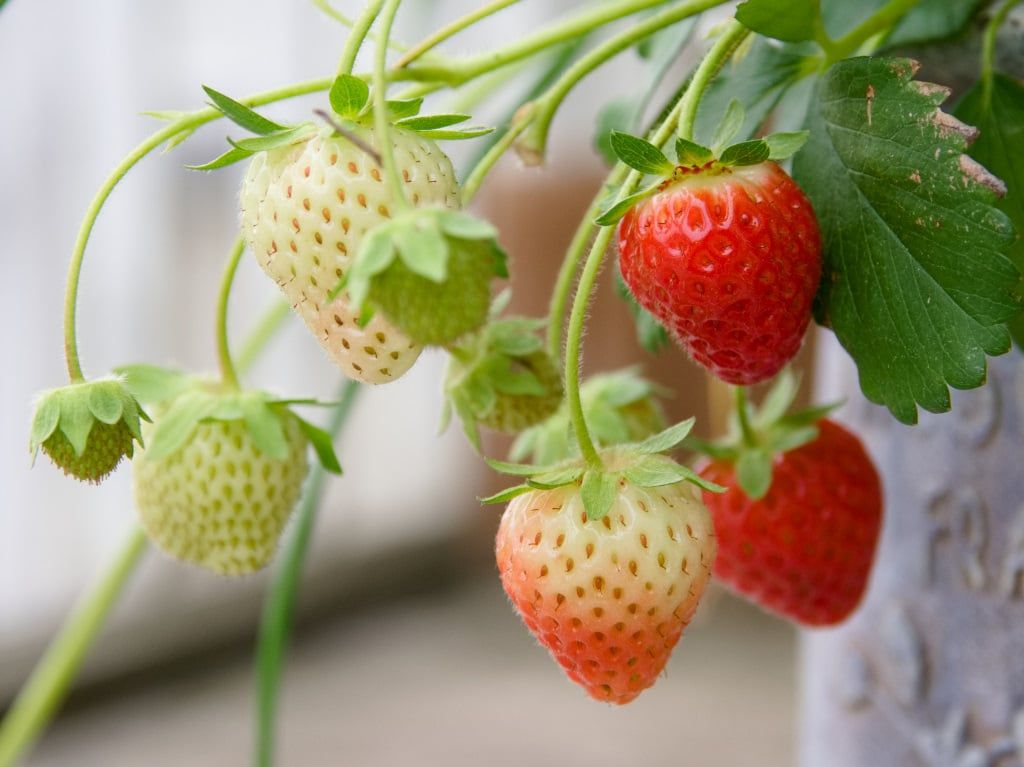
(0, 1), (808, 764)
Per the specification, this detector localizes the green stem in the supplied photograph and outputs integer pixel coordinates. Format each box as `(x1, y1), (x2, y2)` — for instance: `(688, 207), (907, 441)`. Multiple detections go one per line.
(395, 0), (675, 85)
(0, 527), (148, 767)
(373, 0), (411, 213)
(216, 236), (246, 390)
(394, 0), (521, 68)
(981, 0), (1022, 105)
(677, 20), (750, 141)
(61, 76), (333, 384)
(733, 386), (757, 447)
(313, 0), (410, 53)
(254, 380), (360, 767)
(829, 0), (920, 61)
(521, 0), (720, 161)
(335, 0), (386, 78)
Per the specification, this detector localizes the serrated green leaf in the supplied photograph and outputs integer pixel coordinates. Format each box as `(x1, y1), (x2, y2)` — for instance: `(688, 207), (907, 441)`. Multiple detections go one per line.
(595, 183), (660, 226)
(115, 364), (190, 405)
(435, 210), (498, 240)
(385, 98), (424, 120)
(394, 222), (449, 282)
(396, 113), (471, 131)
(230, 125), (315, 152)
(736, 0), (823, 43)
(635, 418), (695, 454)
(240, 396), (289, 459)
(146, 390), (218, 461)
(187, 146), (253, 171)
(623, 455), (690, 487)
(581, 470), (617, 521)
(955, 74), (1024, 347)
(764, 130), (809, 160)
(710, 100), (746, 154)
(719, 139), (770, 166)
(295, 415), (342, 474)
(415, 126), (494, 140)
(794, 57), (1020, 423)
(675, 138), (714, 166)
(203, 86), (285, 135)
(329, 74), (370, 118)
(480, 484), (534, 504)
(609, 131), (673, 175)
(88, 385), (123, 425)
(736, 448), (773, 500)
(30, 394), (61, 448)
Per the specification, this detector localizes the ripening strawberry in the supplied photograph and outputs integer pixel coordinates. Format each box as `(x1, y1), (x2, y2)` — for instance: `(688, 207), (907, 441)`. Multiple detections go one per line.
(697, 419), (882, 626)
(496, 478), (715, 704)
(240, 127), (460, 384)
(617, 161), (821, 385)
(134, 413), (308, 576)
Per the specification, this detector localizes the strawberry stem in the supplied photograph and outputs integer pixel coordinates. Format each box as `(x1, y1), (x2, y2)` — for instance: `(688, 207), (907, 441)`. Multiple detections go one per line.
(371, 0), (413, 215)
(215, 236), (246, 390)
(394, 0), (521, 69)
(677, 20), (750, 142)
(335, 0), (386, 78)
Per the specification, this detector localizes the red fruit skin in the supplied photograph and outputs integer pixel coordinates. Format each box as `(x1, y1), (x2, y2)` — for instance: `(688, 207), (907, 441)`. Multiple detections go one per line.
(698, 419), (883, 626)
(618, 161), (822, 385)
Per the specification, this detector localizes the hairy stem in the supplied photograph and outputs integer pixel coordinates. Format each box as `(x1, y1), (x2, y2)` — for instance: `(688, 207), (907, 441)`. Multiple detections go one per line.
(0, 528), (148, 767)
(395, 0), (521, 68)
(373, 0), (412, 213)
(254, 380), (360, 767)
(677, 20), (750, 141)
(216, 236), (246, 389)
(335, 0), (386, 78)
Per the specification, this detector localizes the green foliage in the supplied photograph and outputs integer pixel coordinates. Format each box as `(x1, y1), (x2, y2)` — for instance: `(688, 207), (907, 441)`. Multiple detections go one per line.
(885, 0), (986, 47)
(736, 0), (823, 43)
(719, 139), (770, 166)
(794, 57), (1020, 423)
(955, 74), (1024, 346)
(202, 86), (285, 135)
(608, 131), (674, 175)
(329, 74), (370, 118)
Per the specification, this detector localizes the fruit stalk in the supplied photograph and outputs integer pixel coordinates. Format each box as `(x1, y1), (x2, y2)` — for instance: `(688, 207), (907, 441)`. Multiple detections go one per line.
(334, 0), (386, 78)
(372, 0), (413, 215)
(393, 0), (520, 68)
(677, 19), (751, 141)
(0, 527), (148, 767)
(215, 236), (246, 390)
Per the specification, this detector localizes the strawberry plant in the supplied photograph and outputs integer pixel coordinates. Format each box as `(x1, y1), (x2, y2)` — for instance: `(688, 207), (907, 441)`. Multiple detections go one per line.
(3, 0), (1022, 763)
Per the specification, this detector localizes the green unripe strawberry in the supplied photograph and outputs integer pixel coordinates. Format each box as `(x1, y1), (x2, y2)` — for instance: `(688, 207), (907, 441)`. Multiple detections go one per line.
(477, 350), (563, 433)
(30, 378), (146, 484)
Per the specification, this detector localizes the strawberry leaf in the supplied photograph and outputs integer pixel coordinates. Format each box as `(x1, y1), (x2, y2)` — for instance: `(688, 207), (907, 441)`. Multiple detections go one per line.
(115, 364), (190, 404)
(329, 74), (370, 118)
(736, 0), (823, 44)
(396, 113), (471, 131)
(188, 146), (253, 171)
(764, 130), (809, 160)
(609, 131), (674, 175)
(675, 138), (714, 166)
(415, 126), (494, 141)
(581, 470), (617, 520)
(146, 390), (218, 461)
(295, 415), (342, 474)
(884, 0), (986, 48)
(794, 57), (1021, 423)
(719, 139), (770, 166)
(955, 74), (1024, 347)
(203, 86), (285, 135)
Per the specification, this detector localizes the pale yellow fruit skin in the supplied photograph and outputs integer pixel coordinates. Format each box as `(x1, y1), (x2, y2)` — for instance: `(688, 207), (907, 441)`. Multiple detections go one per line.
(240, 128), (461, 384)
(134, 417), (308, 576)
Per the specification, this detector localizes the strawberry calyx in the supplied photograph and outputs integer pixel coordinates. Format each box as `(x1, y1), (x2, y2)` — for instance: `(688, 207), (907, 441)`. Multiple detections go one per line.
(484, 418), (723, 521)
(595, 100), (809, 226)
(510, 367), (668, 465)
(337, 208), (508, 346)
(30, 377), (148, 483)
(442, 300), (563, 448)
(685, 370), (840, 500)
(116, 364), (342, 473)
(190, 77), (494, 172)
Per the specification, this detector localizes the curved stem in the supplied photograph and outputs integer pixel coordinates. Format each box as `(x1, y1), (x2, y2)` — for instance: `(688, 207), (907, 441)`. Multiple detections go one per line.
(677, 20), (750, 141)
(313, 0), (410, 53)
(0, 527), (148, 767)
(394, 0), (675, 85)
(255, 380), (360, 767)
(981, 0), (1022, 105)
(372, 0), (411, 213)
(216, 236), (246, 390)
(395, 0), (521, 68)
(335, 0), (386, 78)
(521, 0), (720, 160)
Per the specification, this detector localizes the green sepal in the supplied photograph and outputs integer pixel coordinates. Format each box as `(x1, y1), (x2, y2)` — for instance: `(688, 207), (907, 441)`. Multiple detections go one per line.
(229, 124), (316, 152)
(30, 394), (61, 449)
(88, 384), (124, 425)
(396, 113), (471, 131)
(486, 457), (557, 477)
(239, 393), (289, 459)
(710, 99), (745, 154)
(719, 139), (770, 167)
(145, 389), (220, 461)
(480, 484), (534, 504)
(435, 210), (499, 240)
(581, 469), (617, 520)
(202, 86), (285, 135)
(29, 378), (146, 459)
(393, 220), (449, 282)
(329, 74), (370, 118)
(764, 130), (809, 160)
(675, 138), (715, 166)
(608, 131), (674, 175)
(383, 98), (424, 120)
(634, 418), (695, 454)
(414, 126), (494, 141)
(595, 182), (660, 226)
(529, 465), (585, 489)
(188, 147), (253, 171)
(295, 415), (343, 474)
(115, 364), (191, 405)
(736, 448), (773, 500)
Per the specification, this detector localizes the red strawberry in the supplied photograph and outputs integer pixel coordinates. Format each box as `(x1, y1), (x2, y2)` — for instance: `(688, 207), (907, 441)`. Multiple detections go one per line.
(617, 161), (821, 385)
(697, 419), (882, 626)
(496, 477), (715, 704)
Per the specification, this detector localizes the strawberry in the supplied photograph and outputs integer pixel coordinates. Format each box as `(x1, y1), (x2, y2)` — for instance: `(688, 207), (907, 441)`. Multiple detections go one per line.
(690, 375), (882, 626)
(617, 161), (821, 385)
(496, 475), (715, 704)
(240, 127), (460, 384)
